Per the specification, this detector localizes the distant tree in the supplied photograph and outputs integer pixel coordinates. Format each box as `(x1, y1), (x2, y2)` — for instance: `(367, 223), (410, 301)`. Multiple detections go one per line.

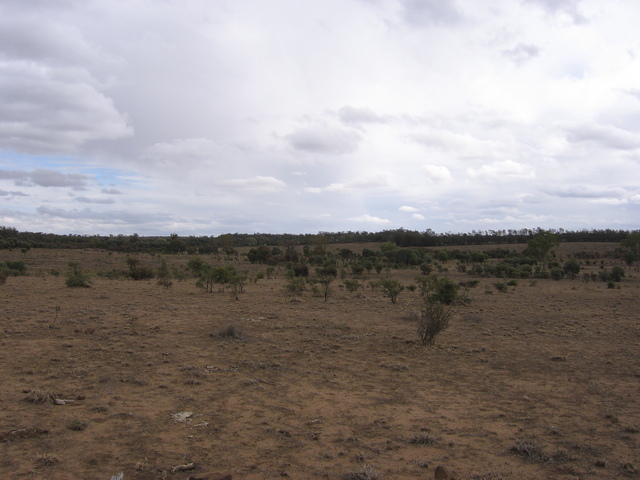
(563, 259), (581, 279)
(523, 230), (559, 271)
(622, 233), (640, 271)
(166, 233), (187, 254)
(314, 265), (337, 301)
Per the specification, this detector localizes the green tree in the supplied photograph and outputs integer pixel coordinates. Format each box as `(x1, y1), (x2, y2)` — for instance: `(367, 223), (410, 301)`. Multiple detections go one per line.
(563, 258), (581, 279)
(622, 233), (640, 271)
(523, 230), (559, 271)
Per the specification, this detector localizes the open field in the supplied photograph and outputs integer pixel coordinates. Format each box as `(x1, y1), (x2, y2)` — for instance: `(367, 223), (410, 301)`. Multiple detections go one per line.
(1, 244), (638, 480)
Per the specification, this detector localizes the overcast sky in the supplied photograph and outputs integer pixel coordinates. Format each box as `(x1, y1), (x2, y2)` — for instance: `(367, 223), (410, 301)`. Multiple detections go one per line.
(1, 0), (639, 236)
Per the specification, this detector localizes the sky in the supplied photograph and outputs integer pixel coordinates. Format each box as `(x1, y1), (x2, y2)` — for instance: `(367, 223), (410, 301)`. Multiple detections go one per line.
(1, 0), (639, 236)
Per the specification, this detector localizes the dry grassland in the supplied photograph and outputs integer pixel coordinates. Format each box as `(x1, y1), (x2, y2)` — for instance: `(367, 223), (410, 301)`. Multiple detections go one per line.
(0, 243), (638, 479)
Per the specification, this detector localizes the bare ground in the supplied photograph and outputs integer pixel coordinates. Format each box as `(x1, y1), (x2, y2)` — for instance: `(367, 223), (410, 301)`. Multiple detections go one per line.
(0, 244), (638, 479)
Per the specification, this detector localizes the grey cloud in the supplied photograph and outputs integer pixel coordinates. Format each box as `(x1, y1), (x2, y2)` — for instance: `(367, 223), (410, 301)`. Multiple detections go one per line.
(0, 189), (28, 196)
(37, 205), (172, 224)
(545, 185), (626, 199)
(564, 123), (640, 150)
(74, 196), (115, 204)
(524, 0), (587, 24)
(0, 169), (27, 180)
(401, 0), (463, 27)
(0, 61), (132, 154)
(338, 106), (388, 125)
(502, 44), (540, 64)
(31, 169), (91, 188)
(286, 126), (362, 155)
(0, 168), (92, 188)
(101, 188), (122, 194)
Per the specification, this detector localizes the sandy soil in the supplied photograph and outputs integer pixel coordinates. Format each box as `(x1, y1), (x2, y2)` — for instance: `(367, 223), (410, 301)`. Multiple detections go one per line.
(0, 244), (638, 480)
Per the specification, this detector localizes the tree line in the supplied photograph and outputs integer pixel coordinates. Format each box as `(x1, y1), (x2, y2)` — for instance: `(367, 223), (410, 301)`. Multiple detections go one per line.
(0, 225), (637, 254)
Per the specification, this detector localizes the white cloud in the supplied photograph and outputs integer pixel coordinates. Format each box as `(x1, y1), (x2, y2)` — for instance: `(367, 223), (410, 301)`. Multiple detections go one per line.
(218, 176), (286, 195)
(306, 175), (389, 193)
(423, 165), (453, 183)
(412, 213), (426, 220)
(467, 160), (535, 180)
(399, 206), (418, 212)
(349, 214), (391, 225)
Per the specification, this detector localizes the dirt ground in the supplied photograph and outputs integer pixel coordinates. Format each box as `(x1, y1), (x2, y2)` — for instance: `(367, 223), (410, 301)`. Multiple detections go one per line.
(0, 243), (638, 480)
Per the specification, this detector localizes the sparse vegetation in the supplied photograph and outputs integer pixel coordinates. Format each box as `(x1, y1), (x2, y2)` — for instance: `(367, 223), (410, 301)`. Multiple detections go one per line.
(65, 262), (90, 288)
(0, 238), (637, 479)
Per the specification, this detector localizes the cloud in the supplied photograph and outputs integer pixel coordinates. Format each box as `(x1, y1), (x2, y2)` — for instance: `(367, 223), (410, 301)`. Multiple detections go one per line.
(101, 188), (122, 194)
(74, 196), (115, 204)
(412, 213), (426, 220)
(467, 160), (535, 180)
(399, 206), (418, 212)
(407, 130), (493, 155)
(218, 176), (286, 194)
(349, 214), (391, 225)
(400, 0), (463, 27)
(0, 168), (92, 188)
(338, 106), (388, 125)
(423, 165), (453, 183)
(140, 138), (229, 171)
(0, 189), (28, 196)
(545, 185), (626, 199)
(501, 44), (540, 64)
(0, 62), (132, 154)
(524, 0), (587, 24)
(564, 123), (640, 150)
(36, 205), (172, 224)
(285, 125), (362, 155)
(305, 175), (389, 193)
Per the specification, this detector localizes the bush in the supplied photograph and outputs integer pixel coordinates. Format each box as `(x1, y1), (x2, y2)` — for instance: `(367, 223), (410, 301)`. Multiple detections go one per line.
(494, 282), (508, 293)
(4, 260), (27, 275)
(343, 279), (360, 292)
(66, 262), (90, 288)
(550, 267), (565, 281)
(417, 300), (452, 345)
(431, 277), (458, 304)
(380, 278), (405, 304)
(563, 258), (581, 279)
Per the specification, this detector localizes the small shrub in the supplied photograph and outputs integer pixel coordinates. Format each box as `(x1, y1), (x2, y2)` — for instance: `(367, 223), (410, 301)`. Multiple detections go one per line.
(342, 465), (382, 480)
(66, 420), (89, 431)
(417, 300), (451, 345)
(66, 262), (91, 288)
(4, 260), (27, 275)
(407, 433), (438, 445)
(344, 278), (360, 292)
(494, 282), (508, 293)
(508, 436), (549, 463)
(35, 453), (60, 467)
(213, 325), (244, 340)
